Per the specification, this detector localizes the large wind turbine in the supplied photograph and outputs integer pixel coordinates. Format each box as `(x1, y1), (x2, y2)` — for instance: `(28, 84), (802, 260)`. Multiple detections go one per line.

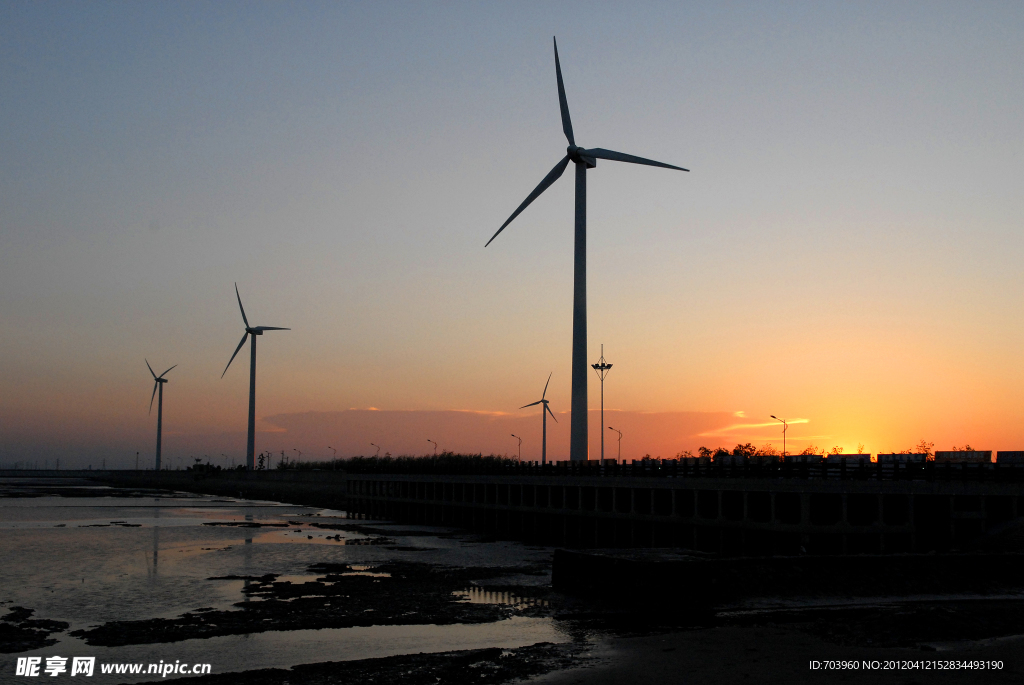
(221, 284), (290, 470)
(521, 373), (557, 465)
(486, 38), (688, 461)
(147, 360), (176, 471)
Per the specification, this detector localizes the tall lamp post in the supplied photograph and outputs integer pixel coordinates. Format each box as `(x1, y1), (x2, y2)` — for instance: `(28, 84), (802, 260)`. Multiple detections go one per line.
(511, 434), (522, 461)
(608, 426), (623, 461)
(591, 345), (613, 462)
(770, 415), (788, 459)
(427, 439), (438, 456)
(370, 443), (380, 457)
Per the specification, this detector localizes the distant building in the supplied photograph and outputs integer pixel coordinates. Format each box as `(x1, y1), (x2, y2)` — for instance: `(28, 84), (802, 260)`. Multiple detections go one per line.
(934, 451), (991, 463)
(824, 453), (871, 465)
(877, 453), (928, 464)
(996, 451), (1024, 464)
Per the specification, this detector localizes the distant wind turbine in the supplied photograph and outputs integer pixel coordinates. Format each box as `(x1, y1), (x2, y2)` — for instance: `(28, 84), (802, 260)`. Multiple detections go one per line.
(486, 38), (688, 461)
(146, 360), (176, 471)
(521, 373), (557, 465)
(221, 284), (290, 470)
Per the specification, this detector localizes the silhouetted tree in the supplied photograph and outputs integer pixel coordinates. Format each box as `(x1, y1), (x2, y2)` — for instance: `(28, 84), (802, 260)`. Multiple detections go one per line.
(732, 443), (757, 458)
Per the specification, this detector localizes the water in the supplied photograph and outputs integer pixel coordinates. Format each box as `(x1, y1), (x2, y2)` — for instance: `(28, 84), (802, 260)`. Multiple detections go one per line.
(0, 478), (568, 682)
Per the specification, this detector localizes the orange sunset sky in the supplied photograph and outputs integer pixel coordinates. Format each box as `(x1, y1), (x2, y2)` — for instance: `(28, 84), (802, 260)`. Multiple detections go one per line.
(2, 3), (1023, 468)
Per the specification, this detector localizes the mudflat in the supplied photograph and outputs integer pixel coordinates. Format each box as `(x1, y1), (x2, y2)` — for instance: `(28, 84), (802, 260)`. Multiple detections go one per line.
(530, 608), (1024, 685)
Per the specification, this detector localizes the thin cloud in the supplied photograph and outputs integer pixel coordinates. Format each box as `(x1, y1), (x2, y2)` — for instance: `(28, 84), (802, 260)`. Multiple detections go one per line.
(698, 418), (809, 438)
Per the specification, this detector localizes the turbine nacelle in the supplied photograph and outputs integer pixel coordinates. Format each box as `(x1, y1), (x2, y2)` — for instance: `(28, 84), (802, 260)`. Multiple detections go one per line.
(146, 359), (176, 414)
(484, 38), (687, 249)
(520, 372), (557, 422)
(567, 145), (596, 168)
(222, 284), (291, 378)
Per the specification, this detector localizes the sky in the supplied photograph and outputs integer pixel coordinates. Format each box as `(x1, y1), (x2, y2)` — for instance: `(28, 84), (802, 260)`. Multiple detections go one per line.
(1, 2), (1023, 468)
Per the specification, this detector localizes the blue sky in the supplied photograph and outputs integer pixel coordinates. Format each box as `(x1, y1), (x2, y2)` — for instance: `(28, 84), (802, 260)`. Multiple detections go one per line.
(2, 2), (1023, 465)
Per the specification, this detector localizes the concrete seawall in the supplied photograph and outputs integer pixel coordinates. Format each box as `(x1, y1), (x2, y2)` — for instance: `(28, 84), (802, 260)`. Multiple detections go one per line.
(7, 466), (1024, 555)
(342, 469), (1024, 555)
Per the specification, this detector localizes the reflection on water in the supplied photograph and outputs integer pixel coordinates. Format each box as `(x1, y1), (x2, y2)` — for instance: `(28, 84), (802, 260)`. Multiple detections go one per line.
(9, 617), (567, 684)
(454, 587), (549, 609)
(0, 478), (561, 680)
(152, 505), (160, 578)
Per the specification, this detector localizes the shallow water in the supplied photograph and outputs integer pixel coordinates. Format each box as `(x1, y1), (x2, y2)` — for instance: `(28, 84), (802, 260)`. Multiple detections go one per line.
(7, 617), (566, 683)
(0, 477), (565, 682)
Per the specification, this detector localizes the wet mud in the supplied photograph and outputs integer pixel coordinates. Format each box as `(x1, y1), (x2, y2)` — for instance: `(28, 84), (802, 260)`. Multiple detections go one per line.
(202, 522), (290, 528)
(134, 642), (587, 685)
(742, 599), (1024, 648)
(70, 562), (552, 647)
(0, 607), (70, 653)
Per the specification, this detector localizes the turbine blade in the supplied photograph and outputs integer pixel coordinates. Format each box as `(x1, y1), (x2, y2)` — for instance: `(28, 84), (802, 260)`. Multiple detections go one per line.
(222, 332), (249, 378)
(546, 403), (558, 423)
(149, 381), (158, 415)
(145, 359), (157, 379)
(253, 326), (290, 331)
(159, 364), (177, 379)
(485, 155), (570, 247)
(520, 400), (543, 409)
(553, 37), (575, 146)
(584, 148), (689, 172)
(235, 283), (250, 328)
(542, 371), (552, 399)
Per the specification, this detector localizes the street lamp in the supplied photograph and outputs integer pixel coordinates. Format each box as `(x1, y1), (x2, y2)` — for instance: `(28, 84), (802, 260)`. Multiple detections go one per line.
(328, 446), (337, 469)
(770, 415), (788, 459)
(427, 439), (438, 456)
(591, 344), (613, 462)
(608, 426), (623, 461)
(511, 434), (522, 461)
(370, 443), (380, 457)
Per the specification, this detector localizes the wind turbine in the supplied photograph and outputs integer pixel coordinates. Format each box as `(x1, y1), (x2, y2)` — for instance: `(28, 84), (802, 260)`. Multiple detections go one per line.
(221, 284), (290, 470)
(486, 38), (688, 461)
(521, 373), (557, 465)
(146, 360), (176, 471)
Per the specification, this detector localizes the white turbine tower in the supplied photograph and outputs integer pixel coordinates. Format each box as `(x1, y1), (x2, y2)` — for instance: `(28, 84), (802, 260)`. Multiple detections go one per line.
(521, 373), (557, 465)
(146, 360), (176, 471)
(487, 38), (688, 462)
(221, 284), (290, 470)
